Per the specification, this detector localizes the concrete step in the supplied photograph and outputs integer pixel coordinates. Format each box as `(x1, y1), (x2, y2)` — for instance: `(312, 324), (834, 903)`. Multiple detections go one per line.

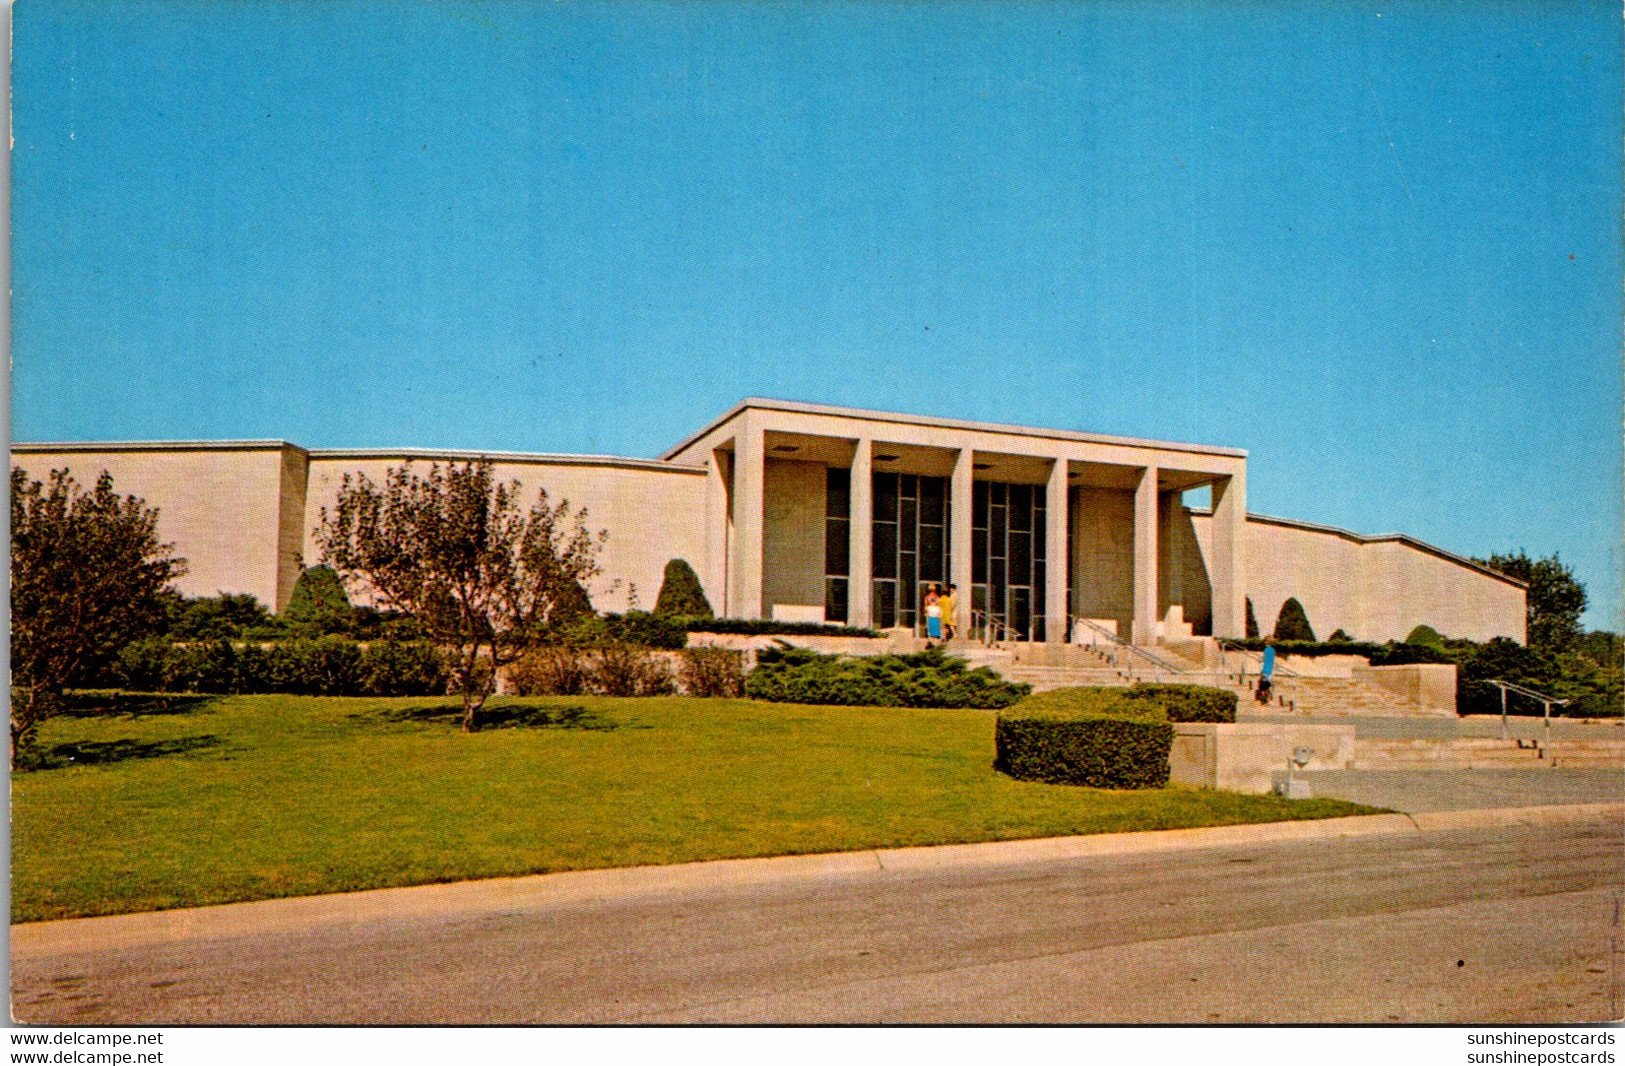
(1350, 737), (1584, 769)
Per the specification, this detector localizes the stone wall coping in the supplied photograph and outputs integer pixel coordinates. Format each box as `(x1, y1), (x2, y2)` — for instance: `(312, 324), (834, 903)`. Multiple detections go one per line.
(1186, 506), (1527, 590)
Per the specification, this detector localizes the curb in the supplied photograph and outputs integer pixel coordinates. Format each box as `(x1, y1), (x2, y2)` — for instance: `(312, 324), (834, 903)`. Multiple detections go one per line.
(14, 802), (1623, 960)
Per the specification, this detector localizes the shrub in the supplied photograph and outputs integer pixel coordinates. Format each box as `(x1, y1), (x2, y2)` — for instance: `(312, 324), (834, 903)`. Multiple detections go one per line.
(165, 593), (277, 641)
(1405, 624), (1445, 649)
(278, 637), (364, 696)
(1328, 629), (1352, 643)
(1368, 641), (1455, 667)
(652, 559), (713, 619)
(680, 618), (884, 639)
(745, 647), (1030, 709)
(112, 636), (176, 691)
(1272, 598), (1316, 642)
(678, 647), (745, 698)
(170, 638), (244, 693)
(1223, 638), (1387, 660)
(550, 580), (596, 633)
(995, 694), (1172, 789)
(509, 647), (593, 696)
(1244, 597), (1260, 640)
(283, 566), (354, 637)
(1124, 682), (1237, 723)
(589, 644), (676, 697)
(359, 641), (447, 697)
(601, 611), (688, 649)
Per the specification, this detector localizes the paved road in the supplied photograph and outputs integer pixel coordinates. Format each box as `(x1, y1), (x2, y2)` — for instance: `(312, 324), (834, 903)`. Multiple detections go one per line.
(14, 814), (1622, 1025)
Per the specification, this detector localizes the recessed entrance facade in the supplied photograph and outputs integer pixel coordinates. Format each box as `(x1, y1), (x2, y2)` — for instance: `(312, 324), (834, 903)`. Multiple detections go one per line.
(665, 398), (1250, 645)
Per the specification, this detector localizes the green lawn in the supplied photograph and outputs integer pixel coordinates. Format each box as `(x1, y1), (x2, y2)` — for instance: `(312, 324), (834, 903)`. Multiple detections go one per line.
(13, 692), (1375, 922)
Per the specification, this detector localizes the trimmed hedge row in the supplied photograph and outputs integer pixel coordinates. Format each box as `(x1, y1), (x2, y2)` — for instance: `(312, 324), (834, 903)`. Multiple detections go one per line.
(994, 683), (1238, 789)
(1122, 683), (1237, 723)
(678, 617), (885, 639)
(744, 648), (1030, 709)
(109, 637), (448, 696)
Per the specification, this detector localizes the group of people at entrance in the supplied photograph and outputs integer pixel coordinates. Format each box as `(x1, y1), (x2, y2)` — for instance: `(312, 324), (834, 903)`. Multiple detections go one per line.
(922, 583), (958, 644)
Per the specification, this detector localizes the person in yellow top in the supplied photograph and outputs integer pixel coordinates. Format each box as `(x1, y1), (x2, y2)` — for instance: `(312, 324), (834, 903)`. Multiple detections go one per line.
(939, 584), (958, 642)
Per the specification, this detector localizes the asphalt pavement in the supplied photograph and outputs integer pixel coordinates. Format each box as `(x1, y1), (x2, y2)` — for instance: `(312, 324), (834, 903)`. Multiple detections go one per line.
(14, 809), (1622, 1024)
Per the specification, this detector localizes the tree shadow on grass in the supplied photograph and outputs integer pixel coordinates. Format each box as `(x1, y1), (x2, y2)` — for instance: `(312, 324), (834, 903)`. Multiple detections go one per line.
(368, 703), (622, 732)
(59, 693), (219, 719)
(18, 734), (224, 772)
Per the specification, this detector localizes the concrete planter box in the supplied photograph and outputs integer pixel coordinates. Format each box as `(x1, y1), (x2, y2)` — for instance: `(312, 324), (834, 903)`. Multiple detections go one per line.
(1170, 722), (1356, 794)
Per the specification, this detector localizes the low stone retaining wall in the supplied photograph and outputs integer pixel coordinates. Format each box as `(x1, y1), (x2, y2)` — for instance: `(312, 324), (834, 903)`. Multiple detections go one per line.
(1170, 722), (1356, 793)
(1352, 663), (1457, 716)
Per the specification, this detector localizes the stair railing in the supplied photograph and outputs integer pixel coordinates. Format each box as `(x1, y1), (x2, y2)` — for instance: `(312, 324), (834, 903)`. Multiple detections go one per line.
(1071, 617), (1187, 682)
(969, 609), (1018, 647)
(1486, 679), (1571, 744)
(1216, 638), (1301, 683)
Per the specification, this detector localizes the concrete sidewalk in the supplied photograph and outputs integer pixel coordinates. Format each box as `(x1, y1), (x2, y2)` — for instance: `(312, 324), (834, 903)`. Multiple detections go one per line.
(1302, 766), (1623, 813)
(15, 801), (1622, 962)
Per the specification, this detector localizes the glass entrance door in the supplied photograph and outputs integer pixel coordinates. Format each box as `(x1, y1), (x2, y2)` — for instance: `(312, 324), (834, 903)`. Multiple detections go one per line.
(971, 480), (1047, 641)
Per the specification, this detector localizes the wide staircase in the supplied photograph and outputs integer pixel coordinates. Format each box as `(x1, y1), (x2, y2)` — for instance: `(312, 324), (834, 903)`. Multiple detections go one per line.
(951, 640), (1177, 691)
(947, 633), (1445, 717)
(1352, 736), (1625, 769)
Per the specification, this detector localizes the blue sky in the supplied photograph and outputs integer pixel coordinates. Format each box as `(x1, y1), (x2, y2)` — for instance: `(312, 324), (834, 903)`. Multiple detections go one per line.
(12, 0), (1622, 628)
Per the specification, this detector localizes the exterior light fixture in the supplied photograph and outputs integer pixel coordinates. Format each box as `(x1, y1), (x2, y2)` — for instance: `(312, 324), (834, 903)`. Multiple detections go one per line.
(1276, 747), (1314, 799)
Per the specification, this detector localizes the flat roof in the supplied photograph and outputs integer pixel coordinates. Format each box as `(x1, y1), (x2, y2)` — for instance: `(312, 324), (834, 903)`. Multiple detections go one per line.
(13, 439), (298, 453)
(662, 397), (1248, 461)
(307, 448), (703, 474)
(12, 441), (703, 475)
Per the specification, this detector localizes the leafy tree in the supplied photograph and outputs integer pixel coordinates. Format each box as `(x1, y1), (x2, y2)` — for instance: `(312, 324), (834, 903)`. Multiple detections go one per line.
(283, 565), (354, 636)
(10, 467), (186, 761)
(315, 459), (606, 732)
(652, 558), (713, 618)
(1244, 597), (1260, 640)
(1474, 551), (1587, 651)
(1272, 597), (1316, 642)
(1576, 630), (1623, 671)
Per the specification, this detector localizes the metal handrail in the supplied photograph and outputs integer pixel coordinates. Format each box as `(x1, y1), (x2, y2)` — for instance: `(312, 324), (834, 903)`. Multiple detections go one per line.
(1487, 679), (1570, 744)
(1072, 618), (1187, 680)
(1215, 638), (1302, 681)
(969, 609), (1019, 646)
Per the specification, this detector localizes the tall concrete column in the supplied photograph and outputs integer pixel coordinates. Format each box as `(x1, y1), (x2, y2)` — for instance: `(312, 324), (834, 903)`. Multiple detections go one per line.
(1133, 464), (1160, 645)
(1209, 471), (1247, 639)
(727, 419), (766, 620)
(848, 439), (874, 630)
(1045, 459), (1069, 643)
(950, 447), (974, 635)
(705, 447), (731, 615)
